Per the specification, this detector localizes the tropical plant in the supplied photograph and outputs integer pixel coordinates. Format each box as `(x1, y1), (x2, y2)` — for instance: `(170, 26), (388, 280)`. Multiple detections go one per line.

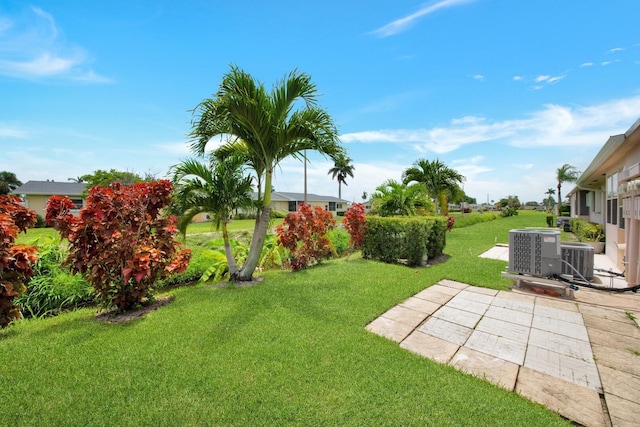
(328, 153), (354, 200)
(0, 171), (22, 195)
(342, 202), (366, 251)
(402, 159), (465, 215)
(45, 181), (191, 311)
(276, 204), (336, 270)
(0, 195), (37, 327)
(171, 154), (254, 278)
(189, 65), (343, 281)
(556, 164), (580, 214)
(17, 237), (94, 318)
(371, 180), (430, 217)
(544, 188), (556, 212)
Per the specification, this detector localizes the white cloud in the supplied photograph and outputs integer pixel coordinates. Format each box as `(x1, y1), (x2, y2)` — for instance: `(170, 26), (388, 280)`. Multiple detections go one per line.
(607, 47), (624, 53)
(341, 95), (640, 155)
(580, 62), (593, 67)
(0, 7), (109, 82)
(0, 123), (28, 138)
(370, 0), (476, 37)
(601, 61), (612, 66)
(472, 74), (484, 81)
(513, 75), (523, 81)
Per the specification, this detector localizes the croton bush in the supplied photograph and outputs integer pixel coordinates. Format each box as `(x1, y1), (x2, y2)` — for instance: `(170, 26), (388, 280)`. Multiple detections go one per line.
(0, 195), (38, 327)
(46, 180), (191, 312)
(277, 204), (336, 270)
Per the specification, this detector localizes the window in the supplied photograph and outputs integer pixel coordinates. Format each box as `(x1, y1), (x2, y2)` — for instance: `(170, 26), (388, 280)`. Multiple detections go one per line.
(69, 198), (83, 210)
(288, 201), (297, 212)
(328, 202), (336, 211)
(336, 203), (343, 210)
(607, 198), (618, 225)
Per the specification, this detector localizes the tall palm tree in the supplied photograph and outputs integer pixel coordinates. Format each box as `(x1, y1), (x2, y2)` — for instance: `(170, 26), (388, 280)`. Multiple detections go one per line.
(402, 159), (465, 215)
(328, 154), (354, 199)
(171, 154), (253, 277)
(544, 188), (556, 211)
(556, 164), (579, 214)
(371, 179), (429, 217)
(189, 66), (343, 281)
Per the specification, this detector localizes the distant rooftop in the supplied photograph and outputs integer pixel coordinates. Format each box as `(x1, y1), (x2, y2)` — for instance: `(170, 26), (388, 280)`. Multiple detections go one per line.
(255, 191), (349, 203)
(13, 180), (87, 196)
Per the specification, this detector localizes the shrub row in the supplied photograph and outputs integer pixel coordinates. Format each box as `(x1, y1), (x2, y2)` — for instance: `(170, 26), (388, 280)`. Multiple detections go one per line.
(453, 212), (500, 229)
(569, 218), (604, 242)
(362, 216), (447, 266)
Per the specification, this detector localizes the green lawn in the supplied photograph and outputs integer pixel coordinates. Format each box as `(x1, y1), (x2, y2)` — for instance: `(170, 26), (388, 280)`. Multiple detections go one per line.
(1, 211), (571, 426)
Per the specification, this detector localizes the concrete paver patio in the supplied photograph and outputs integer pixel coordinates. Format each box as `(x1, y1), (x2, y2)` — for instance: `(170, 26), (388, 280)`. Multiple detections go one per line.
(366, 278), (640, 427)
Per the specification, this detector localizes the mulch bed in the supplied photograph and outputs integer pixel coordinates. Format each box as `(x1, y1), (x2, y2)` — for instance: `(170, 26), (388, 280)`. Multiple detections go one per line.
(95, 294), (174, 323)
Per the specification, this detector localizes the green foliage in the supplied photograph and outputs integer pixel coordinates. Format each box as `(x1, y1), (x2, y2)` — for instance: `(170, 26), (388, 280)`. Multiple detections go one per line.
(0, 171), (22, 195)
(371, 179), (431, 216)
(546, 215), (555, 227)
(327, 228), (350, 257)
(451, 212), (500, 228)
(34, 214), (48, 228)
(362, 216), (447, 266)
(17, 238), (95, 318)
(79, 168), (147, 195)
(570, 218), (604, 242)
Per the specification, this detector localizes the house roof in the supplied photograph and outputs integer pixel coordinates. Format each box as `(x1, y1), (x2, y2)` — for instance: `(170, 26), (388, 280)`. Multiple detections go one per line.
(253, 191), (349, 203)
(569, 117), (640, 194)
(13, 181), (87, 197)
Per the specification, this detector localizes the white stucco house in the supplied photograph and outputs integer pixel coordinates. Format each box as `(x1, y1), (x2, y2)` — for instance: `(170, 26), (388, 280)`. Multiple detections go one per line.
(568, 118), (640, 284)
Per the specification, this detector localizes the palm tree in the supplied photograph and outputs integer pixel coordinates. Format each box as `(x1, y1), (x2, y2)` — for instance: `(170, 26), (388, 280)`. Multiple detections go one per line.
(328, 154), (354, 199)
(189, 66), (343, 281)
(544, 188), (556, 211)
(556, 164), (580, 214)
(402, 159), (465, 215)
(171, 154), (253, 277)
(371, 180), (430, 217)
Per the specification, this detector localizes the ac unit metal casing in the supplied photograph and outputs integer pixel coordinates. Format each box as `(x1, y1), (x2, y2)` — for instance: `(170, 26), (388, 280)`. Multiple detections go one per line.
(508, 229), (561, 277)
(560, 242), (594, 279)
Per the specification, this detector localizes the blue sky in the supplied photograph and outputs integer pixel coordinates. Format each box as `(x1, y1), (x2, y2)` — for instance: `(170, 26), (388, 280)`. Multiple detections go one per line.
(1, 0), (639, 205)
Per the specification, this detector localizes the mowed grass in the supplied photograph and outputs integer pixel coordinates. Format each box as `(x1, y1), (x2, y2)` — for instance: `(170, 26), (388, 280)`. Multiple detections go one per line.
(1, 211), (571, 426)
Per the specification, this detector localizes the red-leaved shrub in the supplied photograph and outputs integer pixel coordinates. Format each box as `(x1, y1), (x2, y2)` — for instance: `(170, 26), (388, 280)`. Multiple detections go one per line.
(276, 204), (336, 270)
(342, 203), (366, 251)
(46, 181), (191, 311)
(0, 195), (38, 327)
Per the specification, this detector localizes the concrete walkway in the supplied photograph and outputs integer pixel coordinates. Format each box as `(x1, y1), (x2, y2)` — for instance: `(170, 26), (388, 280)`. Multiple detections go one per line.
(366, 279), (640, 427)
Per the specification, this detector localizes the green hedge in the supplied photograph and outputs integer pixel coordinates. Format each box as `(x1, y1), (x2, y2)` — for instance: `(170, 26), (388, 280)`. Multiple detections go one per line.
(362, 216), (447, 266)
(453, 212), (500, 228)
(569, 218), (604, 242)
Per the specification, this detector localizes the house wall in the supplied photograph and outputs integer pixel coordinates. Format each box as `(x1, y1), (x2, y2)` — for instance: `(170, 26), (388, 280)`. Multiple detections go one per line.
(606, 145), (640, 274)
(22, 195), (49, 217)
(23, 194), (84, 218)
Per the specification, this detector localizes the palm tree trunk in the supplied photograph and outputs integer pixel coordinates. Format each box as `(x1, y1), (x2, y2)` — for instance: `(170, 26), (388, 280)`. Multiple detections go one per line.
(234, 170), (273, 281)
(439, 193), (448, 216)
(557, 184), (561, 215)
(338, 181), (342, 200)
(221, 222), (238, 277)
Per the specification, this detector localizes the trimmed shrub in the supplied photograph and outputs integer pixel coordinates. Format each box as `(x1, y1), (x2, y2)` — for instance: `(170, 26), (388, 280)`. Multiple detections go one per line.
(362, 216), (447, 266)
(327, 228), (350, 257)
(452, 212), (500, 228)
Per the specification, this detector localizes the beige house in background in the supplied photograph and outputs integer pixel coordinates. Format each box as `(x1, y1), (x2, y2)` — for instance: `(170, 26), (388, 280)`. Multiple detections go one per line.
(568, 117), (640, 284)
(12, 181), (86, 217)
(267, 192), (349, 214)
